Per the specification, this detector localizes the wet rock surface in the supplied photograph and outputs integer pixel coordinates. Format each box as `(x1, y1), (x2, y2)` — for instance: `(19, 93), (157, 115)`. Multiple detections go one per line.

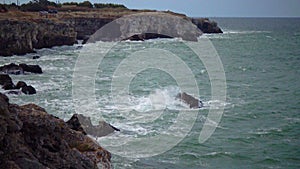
(176, 92), (203, 109)
(0, 63), (42, 74)
(0, 93), (112, 169)
(67, 114), (120, 137)
(0, 74), (37, 95)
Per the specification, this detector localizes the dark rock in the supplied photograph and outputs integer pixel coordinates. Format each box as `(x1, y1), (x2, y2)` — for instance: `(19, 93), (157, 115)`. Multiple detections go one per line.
(2, 82), (16, 90)
(16, 81), (27, 89)
(19, 64), (42, 74)
(32, 55), (40, 59)
(123, 33), (172, 41)
(176, 92), (203, 109)
(0, 63), (24, 75)
(0, 93), (112, 169)
(21, 85), (36, 95)
(0, 63), (42, 74)
(191, 18), (223, 34)
(67, 114), (120, 137)
(6, 90), (22, 95)
(67, 114), (87, 135)
(0, 74), (13, 85)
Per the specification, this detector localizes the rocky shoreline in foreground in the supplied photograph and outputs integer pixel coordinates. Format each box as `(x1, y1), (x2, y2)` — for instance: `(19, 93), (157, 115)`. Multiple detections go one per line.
(0, 93), (113, 169)
(0, 9), (222, 56)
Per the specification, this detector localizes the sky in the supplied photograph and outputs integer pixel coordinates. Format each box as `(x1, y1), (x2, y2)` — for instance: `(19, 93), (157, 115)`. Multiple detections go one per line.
(13, 0), (300, 17)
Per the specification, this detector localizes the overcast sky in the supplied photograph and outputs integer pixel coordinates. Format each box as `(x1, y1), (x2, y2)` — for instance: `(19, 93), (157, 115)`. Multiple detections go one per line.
(14, 0), (300, 17)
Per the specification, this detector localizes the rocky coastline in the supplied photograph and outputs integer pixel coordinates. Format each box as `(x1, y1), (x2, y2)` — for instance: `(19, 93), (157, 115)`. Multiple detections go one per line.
(0, 93), (112, 169)
(0, 10), (222, 56)
(0, 18), (77, 56)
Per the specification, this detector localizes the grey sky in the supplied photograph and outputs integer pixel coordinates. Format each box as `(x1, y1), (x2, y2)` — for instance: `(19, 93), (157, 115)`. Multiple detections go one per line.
(13, 0), (300, 17)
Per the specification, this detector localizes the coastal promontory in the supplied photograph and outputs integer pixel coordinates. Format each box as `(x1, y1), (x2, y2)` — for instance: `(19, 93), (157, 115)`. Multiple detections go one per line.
(0, 2), (222, 56)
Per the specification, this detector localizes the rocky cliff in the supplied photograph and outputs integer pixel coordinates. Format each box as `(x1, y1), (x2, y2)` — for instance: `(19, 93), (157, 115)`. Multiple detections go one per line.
(0, 19), (77, 56)
(0, 93), (111, 169)
(191, 18), (223, 33)
(0, 10), (222, 56)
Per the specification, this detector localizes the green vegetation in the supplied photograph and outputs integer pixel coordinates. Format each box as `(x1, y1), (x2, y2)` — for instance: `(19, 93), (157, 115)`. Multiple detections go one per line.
(1, 0), (127, 12)
(20, 0), (60, 11)
(77, 1), (93, 8)
(94, 3), (127, 9)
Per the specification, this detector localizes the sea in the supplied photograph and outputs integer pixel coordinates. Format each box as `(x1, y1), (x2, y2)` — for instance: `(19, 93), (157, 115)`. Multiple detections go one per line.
(0, 18), (300, 168)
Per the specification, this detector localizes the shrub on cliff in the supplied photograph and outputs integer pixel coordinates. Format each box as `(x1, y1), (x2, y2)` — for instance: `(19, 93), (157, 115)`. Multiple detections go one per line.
(0, 4), (8, 12)
(94, 3), (127, 9)
(20, 0), (59, 11)
(20, 2), (46, 11)
(62, 2), (78, 6)
(78, 1), (93, 8)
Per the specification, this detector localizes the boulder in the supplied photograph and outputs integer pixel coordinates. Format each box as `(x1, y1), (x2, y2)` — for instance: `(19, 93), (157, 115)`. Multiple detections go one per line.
(0, 63), (42, 74)
(0, 93), (112, 169)
(21, 85), (36, 95)
(2, 82), (16, 90)
(16, 81), (27, 89)
(176, 92), (203, 109)
(19, 64), (43, 74)
(0, 74), (13, 85)
(67, 114), (120, 137)
(0, 63), (24, 75)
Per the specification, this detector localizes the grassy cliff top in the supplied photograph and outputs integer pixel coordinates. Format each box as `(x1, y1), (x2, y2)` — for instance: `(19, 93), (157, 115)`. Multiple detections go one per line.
(0, 8), (188, 22)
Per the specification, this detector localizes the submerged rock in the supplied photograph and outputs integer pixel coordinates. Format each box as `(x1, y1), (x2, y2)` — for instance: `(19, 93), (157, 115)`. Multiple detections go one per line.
(0, 93), (112, 169)
(123, 33), (172, 41)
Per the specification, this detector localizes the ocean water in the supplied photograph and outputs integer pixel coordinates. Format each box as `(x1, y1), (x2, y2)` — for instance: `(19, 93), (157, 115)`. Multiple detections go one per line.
(1, 18), (300, 168)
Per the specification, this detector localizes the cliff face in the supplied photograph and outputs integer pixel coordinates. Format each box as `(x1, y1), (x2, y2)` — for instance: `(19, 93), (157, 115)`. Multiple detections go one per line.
(65, 18), (114, 40)
(68, 14), (222, 42)
(0, 11), (223, 56)
(86, 12), (202, 42)
(0, 19), (77, 56)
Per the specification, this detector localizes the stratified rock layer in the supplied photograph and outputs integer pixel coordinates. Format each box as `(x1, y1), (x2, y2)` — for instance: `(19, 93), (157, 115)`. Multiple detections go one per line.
(0, 19), (77, 56)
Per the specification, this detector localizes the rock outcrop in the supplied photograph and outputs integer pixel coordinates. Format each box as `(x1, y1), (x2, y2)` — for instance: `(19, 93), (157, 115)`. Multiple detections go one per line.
(191, 18), (223, 34)
(0, 75), (37, 95)
(0, 11), (222, 56)
(67, 114), (120, 137)
(0, 93), (112, 169)
(0, 63), (42, 74)
(0, 19), (77, 56)
(176, 92), (203, 109)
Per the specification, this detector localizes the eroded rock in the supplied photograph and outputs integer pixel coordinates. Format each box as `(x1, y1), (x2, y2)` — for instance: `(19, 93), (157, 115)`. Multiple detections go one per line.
(176, 92), (203, 109)
(0, 93), (112, 169)
(67, 114), (120, 137)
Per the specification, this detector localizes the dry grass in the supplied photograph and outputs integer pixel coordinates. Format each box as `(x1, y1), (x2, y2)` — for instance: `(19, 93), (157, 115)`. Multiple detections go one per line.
(0, 8), (188, 23)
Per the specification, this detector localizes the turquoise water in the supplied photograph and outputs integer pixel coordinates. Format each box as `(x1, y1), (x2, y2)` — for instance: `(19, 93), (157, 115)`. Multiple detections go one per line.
(1, 18), (300, 168)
